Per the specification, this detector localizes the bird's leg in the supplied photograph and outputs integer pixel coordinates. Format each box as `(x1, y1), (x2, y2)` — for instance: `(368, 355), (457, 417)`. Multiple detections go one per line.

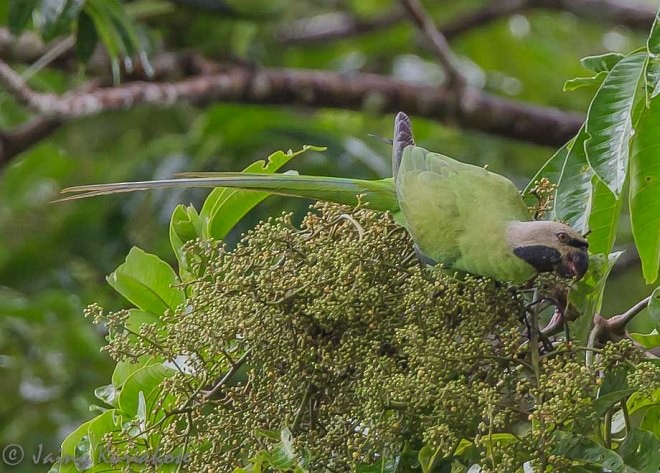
(540, 298), (568, 341)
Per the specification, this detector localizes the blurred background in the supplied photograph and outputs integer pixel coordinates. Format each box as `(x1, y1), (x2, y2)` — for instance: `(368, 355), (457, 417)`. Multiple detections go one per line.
(0, 0), (657, 471)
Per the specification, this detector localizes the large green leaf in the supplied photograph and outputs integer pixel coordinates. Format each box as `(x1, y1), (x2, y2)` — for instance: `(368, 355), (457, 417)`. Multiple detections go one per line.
(587, 176), (622, 256)
(200, 146), (325, 240)
(552, 430), (624, 472)
(112, 356), (160, 388)
(584, 52), (646, 196)
(117, 362), (174, 417)
(553, 128), (592, 232)
(107, 247), (185, 315)
(630, 95), (660, 284)
(617, 428), (660, 473)
(645, 7), (660, 101)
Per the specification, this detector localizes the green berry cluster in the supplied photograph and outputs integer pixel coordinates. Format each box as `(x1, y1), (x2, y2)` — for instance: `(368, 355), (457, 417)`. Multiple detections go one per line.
(90, 203), (651, 472)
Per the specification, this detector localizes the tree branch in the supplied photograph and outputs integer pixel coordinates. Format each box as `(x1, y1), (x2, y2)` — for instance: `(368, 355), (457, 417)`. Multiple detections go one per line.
(0, 117), (62, 166)
(400, 0), (467, 91)
(0, 57), (583, 160)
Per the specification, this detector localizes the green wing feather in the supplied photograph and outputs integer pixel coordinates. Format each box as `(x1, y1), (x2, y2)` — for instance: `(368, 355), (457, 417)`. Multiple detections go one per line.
(58, 173), (398, 212)
(396, 146), (533, 282)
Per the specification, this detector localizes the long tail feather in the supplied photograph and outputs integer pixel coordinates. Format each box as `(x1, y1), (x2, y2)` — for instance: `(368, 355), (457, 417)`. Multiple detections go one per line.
(57, 173), (398, 211)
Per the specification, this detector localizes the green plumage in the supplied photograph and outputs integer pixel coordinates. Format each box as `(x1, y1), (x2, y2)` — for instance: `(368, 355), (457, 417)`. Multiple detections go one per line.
(395, 146), (534, 282)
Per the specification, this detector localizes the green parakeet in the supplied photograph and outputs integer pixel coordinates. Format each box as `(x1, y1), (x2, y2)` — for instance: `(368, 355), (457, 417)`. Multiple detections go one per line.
(60, 113), (588, 283)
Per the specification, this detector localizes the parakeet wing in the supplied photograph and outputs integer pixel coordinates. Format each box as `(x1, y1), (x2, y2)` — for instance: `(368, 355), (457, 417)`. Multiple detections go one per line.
(396, 146), (533, 281)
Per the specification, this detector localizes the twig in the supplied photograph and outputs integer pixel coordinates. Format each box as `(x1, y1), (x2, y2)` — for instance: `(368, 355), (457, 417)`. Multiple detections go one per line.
(204, 349), (251, 400)
(277, 10), (402, 45)
(587, 295), (656, 365)
(607, 296), (652, 329)
(399, 0), (467, 91)
(441, 0), (528, 40)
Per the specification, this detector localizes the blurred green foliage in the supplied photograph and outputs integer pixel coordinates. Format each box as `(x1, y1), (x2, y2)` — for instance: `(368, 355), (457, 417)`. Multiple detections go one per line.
(1, 0), (659, 472)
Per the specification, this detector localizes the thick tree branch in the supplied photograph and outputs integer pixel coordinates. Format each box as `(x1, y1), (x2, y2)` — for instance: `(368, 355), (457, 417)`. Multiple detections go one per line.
(0, 58), (583, 159)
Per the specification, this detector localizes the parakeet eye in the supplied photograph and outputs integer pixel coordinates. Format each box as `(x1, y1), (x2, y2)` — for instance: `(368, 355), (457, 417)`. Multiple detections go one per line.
(557, 232), (569, 242)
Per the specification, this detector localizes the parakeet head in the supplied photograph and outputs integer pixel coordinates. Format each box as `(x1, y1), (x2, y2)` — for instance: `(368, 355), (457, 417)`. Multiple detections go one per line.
(507, 221), (589, 280)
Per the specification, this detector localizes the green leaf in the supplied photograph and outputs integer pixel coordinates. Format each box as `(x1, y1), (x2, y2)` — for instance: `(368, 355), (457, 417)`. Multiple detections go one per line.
(629, 329), (660, 348)
(639, 404), (660, 438)
(94, 383), (118, 406)
(630, 95), (660, 283)
(649, 287), (660, 326)
(356, 459), (399, 473)
(580, 53), (625, 73)
(169, 204), (202, 280)
(200, 146), (325, 240)
(564, 72), (608, 92)
(645, 7), (660, 101)
(38, 0), (85, 41)
(617, 428), (660, 473)
(598, 365), (631, 400)
(87, 410), (120, 466)
(418, 445), (442, 473)
(84, 0), (143, 64)
(593, 389), (636, 417)
(585, 52), (646, 196)
(107, 247), (185, 314)
(9, 0), (40, 34)
(111, 356), (160, 388)
(76, 9), (99, 63)
(553, 430), (625, 472)
(588, 176), (622, 256)
(553, 128), (592, 232)
(59, 410), (118, 473)
(117, 362), (174, 417)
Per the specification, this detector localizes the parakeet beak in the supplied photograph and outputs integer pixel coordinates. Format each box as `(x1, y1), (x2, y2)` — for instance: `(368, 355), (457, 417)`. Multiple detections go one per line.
(557, 248), (589, 280)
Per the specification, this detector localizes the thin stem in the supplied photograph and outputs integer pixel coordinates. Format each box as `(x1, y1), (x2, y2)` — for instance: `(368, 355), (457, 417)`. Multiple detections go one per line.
(205, 349), (251, 400)
(399, 0), (467, 90)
